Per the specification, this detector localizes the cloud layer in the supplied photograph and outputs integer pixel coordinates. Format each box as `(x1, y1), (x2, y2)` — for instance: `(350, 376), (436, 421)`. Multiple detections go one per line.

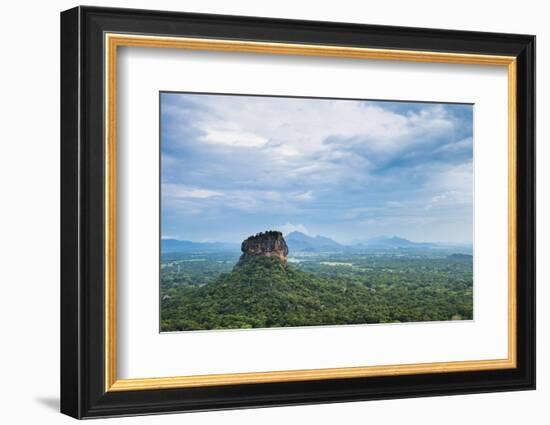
(161, 92), (473, 244)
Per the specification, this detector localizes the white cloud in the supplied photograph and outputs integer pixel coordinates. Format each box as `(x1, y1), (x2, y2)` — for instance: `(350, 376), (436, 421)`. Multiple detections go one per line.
(276, 223), (310, 235)
(423, 162), (473, 211)
(163, 184), (223, 199)
(163, 95), (472, 208)
(385, 201), (403, 208)
(432, 162), (473, 200)
(434, 137), (472, 153)
(167, 95), (458, 167)
(202, 128), (267, 148)
(163, 185), (309, 215)
(342, 206), (383, 220)
(294, 190), (314, 201)
(431, 192), (453, 203)
(425, 191), (456, 211)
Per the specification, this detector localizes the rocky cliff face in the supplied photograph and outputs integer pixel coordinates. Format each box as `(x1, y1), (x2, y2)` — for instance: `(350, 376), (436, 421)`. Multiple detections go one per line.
(238, 231), (288, 265)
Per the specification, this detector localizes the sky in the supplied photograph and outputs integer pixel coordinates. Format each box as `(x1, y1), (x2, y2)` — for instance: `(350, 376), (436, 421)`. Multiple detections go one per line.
(160, 92), (473, 245)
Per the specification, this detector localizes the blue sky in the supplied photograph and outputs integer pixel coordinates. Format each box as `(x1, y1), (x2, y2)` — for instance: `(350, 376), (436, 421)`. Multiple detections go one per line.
(161, 92), (473, 244)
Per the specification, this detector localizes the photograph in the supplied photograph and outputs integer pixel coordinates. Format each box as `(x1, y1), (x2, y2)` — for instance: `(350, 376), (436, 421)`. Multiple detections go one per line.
(160, 92), (475, 332)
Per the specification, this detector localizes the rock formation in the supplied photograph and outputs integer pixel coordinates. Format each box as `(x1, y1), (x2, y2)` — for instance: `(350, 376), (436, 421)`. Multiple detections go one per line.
(238, 230), (288, 265)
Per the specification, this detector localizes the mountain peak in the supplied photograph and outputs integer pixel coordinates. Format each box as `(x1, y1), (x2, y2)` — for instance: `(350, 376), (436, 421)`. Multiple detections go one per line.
(285, 231), (309, 239)
(285, 231), (342, 252)
(238, 230), (289, 265)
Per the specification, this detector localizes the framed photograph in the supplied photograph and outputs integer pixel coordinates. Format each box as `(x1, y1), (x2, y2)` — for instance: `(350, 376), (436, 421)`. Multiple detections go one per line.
(60, 6), (535, 419)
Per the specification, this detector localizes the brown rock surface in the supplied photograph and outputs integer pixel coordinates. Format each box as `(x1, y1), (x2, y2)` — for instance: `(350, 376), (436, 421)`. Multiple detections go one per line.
(239, 231), (288, 265)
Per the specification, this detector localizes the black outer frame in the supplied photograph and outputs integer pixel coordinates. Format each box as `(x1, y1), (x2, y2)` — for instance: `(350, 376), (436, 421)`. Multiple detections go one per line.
(60, 5), (536, 419)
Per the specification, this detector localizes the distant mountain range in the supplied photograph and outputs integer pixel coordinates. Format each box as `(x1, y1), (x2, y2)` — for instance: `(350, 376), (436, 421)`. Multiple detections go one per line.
(162, 232), (470, 254)
(353, 235), (438, 249)
(285, 231), (344, 252)
(161, 238), (239, 253)
(286, 232), (442, 252)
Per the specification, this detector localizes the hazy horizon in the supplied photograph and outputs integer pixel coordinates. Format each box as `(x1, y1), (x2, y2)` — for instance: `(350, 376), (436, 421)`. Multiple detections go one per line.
(161, 93), (473, 245)
(160, 231), (473, 247)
